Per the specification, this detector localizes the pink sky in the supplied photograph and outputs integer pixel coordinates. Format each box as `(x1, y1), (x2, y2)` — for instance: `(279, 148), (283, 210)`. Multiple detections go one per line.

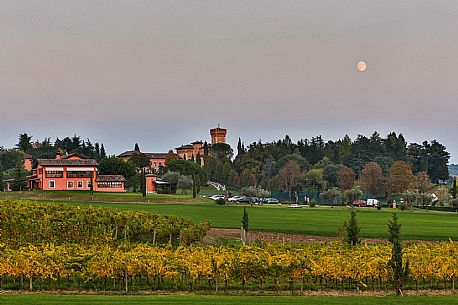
(1, 1), (457, 162)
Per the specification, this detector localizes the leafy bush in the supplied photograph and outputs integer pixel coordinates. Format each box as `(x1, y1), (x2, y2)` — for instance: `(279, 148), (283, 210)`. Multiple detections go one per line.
(309, 199), (317, 207)
(240, 186), (270, 198)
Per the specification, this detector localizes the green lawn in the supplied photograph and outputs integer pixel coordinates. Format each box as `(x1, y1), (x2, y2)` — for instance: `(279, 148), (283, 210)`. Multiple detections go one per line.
(0, 190), (213, 204)
(1, 294), (457, 305)
(36, 199), (458, 240)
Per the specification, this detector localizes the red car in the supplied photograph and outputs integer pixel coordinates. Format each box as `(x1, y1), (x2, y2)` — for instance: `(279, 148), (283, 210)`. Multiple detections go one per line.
(353, 200), (367, 207)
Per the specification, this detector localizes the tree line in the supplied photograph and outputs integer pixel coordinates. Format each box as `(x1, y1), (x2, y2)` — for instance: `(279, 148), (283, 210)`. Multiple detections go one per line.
(200, 132), (451, 203)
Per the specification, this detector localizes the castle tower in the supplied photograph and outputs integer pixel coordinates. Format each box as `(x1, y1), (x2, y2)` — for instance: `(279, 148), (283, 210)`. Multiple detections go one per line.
(210, 126), (227, 144)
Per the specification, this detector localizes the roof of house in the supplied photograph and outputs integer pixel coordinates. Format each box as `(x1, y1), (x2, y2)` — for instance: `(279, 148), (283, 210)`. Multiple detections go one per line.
(37, 159), (98, 166)
(96, 175), (126, 182)
(117, 150), (166, 159)
(175, 144), (194, 150)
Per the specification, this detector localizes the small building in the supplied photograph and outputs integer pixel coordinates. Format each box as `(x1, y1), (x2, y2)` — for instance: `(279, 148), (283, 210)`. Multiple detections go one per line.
(145, 174), (175, 194)
(117, 147), (167, 174)
(22, 153), (33, 172)
(175, 141), (205, 163)
(95, 175), (126, 192)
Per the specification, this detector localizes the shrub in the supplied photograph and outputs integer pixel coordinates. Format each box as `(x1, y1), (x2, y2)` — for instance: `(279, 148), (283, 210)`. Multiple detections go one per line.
(309, 199), (317, 207)
(215, 198), (226, 205)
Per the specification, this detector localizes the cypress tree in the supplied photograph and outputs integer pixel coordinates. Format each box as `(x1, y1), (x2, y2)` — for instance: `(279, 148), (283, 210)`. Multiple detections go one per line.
(90, 176), (94, 196)
(196, 152), (201, 166)
(344, 208), (360, 246)
(141, 169), (147, 197)
(241, 207), (249, 244)
(0, 165), (5, 192)
(388, 213), (409, 296)
(203, 142), (209, 157)
(100, 144), (107, 159)
(451, 177), (457, 200)
(192, 174), (197, 198)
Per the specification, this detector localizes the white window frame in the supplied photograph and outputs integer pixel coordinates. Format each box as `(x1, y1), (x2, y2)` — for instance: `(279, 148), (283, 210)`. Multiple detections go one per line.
(77, 181), (83, 189)
(49, 180), (55, 189)
(67, 181), (74, 189)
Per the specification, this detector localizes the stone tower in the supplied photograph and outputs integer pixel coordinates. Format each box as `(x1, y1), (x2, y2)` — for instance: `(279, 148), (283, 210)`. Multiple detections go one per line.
(210, 126), (227, 144)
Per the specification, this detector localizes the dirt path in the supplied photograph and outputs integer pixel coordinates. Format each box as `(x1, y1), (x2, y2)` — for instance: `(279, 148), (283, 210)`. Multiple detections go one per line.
(207, 228), (397, 244)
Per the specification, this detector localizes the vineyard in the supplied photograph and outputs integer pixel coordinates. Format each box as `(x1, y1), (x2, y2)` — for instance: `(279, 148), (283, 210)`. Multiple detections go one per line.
(1, 199), (458, 293)
(0, 200), (210, 247)
(1, 242), (458, 292)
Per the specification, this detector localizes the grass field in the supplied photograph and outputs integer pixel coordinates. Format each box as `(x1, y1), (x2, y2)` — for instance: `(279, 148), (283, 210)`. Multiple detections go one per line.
(0, 190), (213, 204)
(1, 294), (458, 305)
(32, 199), (458, 240)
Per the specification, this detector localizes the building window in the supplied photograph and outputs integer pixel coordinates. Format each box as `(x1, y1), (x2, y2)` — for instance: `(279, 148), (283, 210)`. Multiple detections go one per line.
(46, 170), (63, 178)
(87, 180), (91, 189)
(159, 162), (162, 167)
(49, 180), (55, 189)
(77, 181), (83, 189)
(67, 181), (74, 189)
(154, 161), (157, 168)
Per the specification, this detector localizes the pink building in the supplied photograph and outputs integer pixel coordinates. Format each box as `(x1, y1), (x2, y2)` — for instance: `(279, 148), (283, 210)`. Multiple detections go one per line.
(27, 154), (125, 192)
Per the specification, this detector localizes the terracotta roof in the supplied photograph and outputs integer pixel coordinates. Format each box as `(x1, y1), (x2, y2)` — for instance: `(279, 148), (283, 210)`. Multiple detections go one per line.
(145, 153), (167, 159)
(96, 175), (126, 182)
(117, 150), (135, 157)
(176, 144), (194, 150)
(117, 151), (166, 159)
(37, 159), (98, 166)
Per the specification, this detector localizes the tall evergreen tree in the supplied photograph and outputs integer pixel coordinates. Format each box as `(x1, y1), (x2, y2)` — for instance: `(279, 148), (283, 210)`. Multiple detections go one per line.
(241, 207), (249, 244)
(17, 133), (33, 151)
(388, 213), (409, 296)
(451, 177), (457, 200)
(237, 137), (245, 156)
(100, 144), (107, 159)
(0, 165), (5, 192)
(141, 169), (147, 197)
(344, 208), (360, 246)
(134, 143), (140, 152)
(203, 141), (209, 157)
(195, 152), (202, 166)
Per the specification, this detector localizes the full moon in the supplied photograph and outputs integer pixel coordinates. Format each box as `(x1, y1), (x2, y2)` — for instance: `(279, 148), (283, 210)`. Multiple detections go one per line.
(357, 61), (367, 72)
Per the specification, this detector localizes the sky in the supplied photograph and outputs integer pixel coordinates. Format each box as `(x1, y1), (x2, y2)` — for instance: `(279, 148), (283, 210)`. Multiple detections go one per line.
(1, 1), (457, 162)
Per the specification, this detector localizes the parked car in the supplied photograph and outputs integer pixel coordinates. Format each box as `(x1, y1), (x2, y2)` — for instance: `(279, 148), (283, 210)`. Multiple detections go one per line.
(265, 198), (280, 204)
(237, 196), (251, 203)
(353, 200), (367, 206)
(209, 194), (225, 200)
(228, 195), (243, 202)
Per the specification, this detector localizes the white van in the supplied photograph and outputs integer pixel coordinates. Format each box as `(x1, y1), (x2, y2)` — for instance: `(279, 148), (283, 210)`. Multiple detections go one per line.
(366, 198), (379, 207)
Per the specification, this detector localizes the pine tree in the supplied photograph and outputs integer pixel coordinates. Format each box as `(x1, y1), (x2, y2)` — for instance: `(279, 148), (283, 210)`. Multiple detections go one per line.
(344, 208), (360, 246)
(388, 213), (409, 296)
(134, 143), (140, 152)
